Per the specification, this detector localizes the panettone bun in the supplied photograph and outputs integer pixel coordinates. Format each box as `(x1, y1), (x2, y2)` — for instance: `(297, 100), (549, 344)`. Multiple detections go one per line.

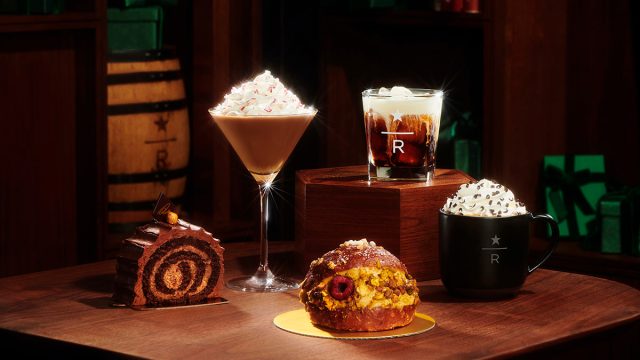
(299, 239), (419, 331)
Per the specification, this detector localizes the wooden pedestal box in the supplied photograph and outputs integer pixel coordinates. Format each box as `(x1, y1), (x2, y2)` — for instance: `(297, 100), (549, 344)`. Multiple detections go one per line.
(295, 166), (473, 281)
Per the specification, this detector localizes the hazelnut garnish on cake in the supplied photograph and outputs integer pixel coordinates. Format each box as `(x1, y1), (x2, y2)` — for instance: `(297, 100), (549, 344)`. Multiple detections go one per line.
(113, 194), (224, 308)
(299, 239), (419, 331)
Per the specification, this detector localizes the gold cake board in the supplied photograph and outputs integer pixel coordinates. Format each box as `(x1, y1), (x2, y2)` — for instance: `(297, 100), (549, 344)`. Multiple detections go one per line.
(273, 309), (436, 340)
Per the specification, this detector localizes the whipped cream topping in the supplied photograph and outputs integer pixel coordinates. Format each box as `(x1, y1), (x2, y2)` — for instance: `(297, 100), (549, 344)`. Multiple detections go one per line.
(442, 179), (527, 217)
(210, 70), (315, 116)
(378, 86), (414, 96)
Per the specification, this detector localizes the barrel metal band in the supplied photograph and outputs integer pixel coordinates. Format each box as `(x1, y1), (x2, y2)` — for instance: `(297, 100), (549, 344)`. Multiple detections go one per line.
(107, 99), (187, 115)
(107, 71), (182, 85)
(108, 196), (183, 212)
(108, 167), (188, 184)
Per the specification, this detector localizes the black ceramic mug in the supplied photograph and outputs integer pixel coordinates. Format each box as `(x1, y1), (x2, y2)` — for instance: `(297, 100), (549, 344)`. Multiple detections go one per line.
(439, 210), (560, 298)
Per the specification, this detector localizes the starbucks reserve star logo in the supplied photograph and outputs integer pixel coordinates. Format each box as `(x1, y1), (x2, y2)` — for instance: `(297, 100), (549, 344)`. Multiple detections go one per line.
(482, 235), (507, 264)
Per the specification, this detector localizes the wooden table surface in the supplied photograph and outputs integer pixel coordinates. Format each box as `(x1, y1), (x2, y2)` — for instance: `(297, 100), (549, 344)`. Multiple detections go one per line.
(1, 241), (639, 359)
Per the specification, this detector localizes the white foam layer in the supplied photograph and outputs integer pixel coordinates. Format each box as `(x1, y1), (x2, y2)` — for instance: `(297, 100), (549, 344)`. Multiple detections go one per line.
(379, 86), (413, 96)
(362, 87), (443, 130)
(363, 96), (443, 118)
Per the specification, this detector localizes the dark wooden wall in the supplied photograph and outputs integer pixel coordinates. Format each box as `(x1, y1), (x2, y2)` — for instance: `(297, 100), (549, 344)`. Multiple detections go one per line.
(565, 0), (639, 187)
(486, 0), (639, 211)
(1, 32), (80, 275)
(0, 1), (107, 277)
(485, 0), (569, 209)
(188, 0), (263, 240)
(0, 0), (638, 277)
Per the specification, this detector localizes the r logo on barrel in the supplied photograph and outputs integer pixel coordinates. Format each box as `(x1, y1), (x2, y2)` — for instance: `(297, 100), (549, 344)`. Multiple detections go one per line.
(106, 51), (190, 245)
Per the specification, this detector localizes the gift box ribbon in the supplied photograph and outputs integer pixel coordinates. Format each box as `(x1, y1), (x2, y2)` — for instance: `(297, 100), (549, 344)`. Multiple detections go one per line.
(544, 156), (606, 238)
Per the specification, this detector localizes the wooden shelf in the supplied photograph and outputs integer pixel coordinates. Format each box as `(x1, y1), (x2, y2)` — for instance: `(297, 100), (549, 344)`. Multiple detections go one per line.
(0, 21), (102, 32)
(0, 0), (104, 31)
(531, 238), (640, 288)
(322, 9), (488, 29)
(0, 12), (98, 24)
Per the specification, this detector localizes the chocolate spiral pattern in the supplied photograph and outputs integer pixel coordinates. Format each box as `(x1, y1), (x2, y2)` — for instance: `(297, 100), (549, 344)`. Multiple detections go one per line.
(142, 236), (221, 305)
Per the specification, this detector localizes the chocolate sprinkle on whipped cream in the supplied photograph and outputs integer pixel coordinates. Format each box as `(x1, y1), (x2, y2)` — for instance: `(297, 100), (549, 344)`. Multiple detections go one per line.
(442, 179), (527, 217)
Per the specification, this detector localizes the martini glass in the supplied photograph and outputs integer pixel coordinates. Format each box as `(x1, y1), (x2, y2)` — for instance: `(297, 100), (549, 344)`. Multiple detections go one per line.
(208, 110), (316, 292)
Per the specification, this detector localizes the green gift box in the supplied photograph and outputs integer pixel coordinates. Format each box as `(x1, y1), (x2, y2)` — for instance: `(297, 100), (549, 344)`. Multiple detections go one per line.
(543, 155), (607, 239)
(108, 6), (163, 52)
(108, 0), (177, 7)
(597, 189), (640, 255)
(600, 193), (627, 253)
(349, 0), (396, 8)
(454, 139), (481, 179)
(439, 111), (482, 178)
(108, 1), (147, 8)
(149, 0), (177, 5)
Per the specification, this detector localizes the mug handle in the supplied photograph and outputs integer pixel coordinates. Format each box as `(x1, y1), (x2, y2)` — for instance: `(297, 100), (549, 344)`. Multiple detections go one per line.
(528, 213), (560, 274)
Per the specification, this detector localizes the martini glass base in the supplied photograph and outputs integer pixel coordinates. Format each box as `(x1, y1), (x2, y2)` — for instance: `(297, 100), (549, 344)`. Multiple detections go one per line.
(226, 269), (300, 292)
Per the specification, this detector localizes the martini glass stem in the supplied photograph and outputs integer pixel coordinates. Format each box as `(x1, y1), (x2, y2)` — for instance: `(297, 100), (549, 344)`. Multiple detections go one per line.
(258, 184), (269, 273)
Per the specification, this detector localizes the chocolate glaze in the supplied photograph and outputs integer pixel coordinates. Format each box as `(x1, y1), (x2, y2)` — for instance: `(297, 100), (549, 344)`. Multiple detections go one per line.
(113, 220), (224, 307)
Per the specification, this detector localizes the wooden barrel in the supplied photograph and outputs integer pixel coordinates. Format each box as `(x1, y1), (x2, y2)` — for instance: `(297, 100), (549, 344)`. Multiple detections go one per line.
(107, 50), (189, 235)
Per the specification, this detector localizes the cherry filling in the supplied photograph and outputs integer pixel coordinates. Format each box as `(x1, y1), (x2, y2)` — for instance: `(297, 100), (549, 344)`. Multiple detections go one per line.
(329, 275), (354, 300)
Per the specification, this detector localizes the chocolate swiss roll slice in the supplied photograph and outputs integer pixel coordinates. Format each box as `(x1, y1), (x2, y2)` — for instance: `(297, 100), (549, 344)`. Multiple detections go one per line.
(114, 222), (224, 307)
(113, 194), (224, 307)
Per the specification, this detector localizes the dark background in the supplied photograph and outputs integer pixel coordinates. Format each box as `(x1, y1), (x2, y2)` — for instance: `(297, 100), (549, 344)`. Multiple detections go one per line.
(0, 0), (638, 280)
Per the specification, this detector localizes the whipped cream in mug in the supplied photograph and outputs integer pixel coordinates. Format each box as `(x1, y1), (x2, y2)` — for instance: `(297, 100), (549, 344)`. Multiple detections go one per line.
(210, 70), (315, 116)
(442, 179), (527, 217)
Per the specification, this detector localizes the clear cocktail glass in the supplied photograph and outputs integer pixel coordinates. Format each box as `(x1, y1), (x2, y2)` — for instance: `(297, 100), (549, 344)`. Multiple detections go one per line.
(208, 110), (317, 292)
(362, 88), (443, 182)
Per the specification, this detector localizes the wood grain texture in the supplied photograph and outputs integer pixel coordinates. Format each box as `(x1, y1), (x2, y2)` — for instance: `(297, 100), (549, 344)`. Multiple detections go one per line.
(565, 0), (640, 186)
(189, 0), (262, 242)
(485, 0), (639, 210)
(0, 32), (77, 276)
(485, 0), (568, 211)
(80, 4), (108, 265)
(0, 241), (638, 359)
(531, 239), (640, 289)
(295, 166), (475, 280)
(0, 5), (107, 275)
